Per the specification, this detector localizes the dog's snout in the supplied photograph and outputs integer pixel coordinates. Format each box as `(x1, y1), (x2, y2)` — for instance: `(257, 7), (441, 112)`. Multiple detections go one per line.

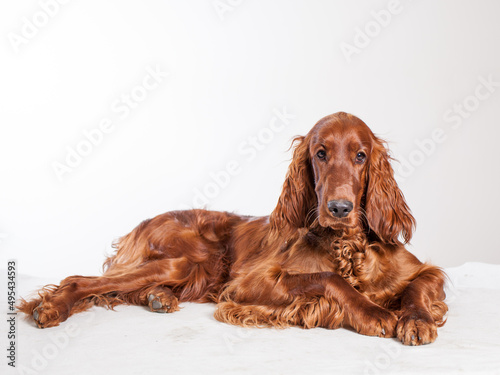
(327, 200), (353, 218)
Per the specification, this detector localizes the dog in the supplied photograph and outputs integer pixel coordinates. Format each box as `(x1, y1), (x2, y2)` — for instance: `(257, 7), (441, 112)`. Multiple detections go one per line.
(19, 112), (447, 346)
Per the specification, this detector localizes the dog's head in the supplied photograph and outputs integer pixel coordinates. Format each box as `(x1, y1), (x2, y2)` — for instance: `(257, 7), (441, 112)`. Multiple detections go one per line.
(271, 112), (415, 244)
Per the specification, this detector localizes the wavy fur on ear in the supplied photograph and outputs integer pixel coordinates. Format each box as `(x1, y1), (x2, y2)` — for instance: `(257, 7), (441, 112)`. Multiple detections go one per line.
(365, 137), (416, 244)
(270, 136), (317, 229)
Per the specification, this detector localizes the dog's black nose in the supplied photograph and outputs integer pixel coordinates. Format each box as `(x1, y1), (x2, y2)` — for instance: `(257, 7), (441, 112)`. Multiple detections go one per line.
(327, 200), (353, 218)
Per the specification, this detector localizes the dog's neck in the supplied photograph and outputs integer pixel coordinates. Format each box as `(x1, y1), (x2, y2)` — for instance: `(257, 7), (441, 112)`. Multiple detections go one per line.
(302, 225), (369, 289)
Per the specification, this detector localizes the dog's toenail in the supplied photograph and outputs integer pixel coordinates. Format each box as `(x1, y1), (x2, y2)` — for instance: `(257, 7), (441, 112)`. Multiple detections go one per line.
(148, 294), (155, 302)
(152, 300), (162, 310)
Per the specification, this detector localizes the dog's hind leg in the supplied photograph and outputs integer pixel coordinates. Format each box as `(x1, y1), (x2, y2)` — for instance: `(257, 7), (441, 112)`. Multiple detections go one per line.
(18, 257), (190, 328)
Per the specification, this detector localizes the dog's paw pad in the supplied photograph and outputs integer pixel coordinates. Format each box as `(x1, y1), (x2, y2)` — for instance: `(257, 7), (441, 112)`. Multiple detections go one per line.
(147, 292), (178, 314)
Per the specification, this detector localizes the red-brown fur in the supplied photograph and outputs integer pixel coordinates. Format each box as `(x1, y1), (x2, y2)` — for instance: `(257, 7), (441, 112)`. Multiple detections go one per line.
(18, 112), (447, 345)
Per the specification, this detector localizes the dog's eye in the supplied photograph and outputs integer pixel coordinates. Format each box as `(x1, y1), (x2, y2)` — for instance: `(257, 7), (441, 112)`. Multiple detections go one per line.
(316, 150), (326, 160)
(355, 152), (366, 164)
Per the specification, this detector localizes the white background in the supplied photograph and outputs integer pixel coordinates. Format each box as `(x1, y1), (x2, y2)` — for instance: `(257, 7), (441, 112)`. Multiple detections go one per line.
(1, 0), (499, 280)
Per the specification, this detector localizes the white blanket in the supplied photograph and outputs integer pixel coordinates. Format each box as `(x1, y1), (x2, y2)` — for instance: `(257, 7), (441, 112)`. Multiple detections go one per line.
(2, 262), (499, 375)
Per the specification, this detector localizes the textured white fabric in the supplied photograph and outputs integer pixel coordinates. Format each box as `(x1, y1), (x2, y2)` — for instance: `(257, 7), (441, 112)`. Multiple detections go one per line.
(2, 262), (500, 375)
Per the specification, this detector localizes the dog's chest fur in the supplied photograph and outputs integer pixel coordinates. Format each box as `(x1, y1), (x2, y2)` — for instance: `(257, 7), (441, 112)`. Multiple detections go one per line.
(282, 228), (375, 289)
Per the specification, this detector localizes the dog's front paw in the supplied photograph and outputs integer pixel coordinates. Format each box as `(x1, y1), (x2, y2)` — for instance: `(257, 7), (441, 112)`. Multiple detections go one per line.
(397, 310), (437, 346)
(351, 304), (398, 338)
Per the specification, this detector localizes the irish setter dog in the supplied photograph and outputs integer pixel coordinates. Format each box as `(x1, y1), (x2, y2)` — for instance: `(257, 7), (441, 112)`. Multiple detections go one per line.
(19, 112), (447, 345)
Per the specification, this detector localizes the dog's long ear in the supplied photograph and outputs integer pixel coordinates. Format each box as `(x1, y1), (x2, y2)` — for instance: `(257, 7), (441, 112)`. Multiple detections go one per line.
(270, 136), (317, 230)
(365, 137), (416, 244)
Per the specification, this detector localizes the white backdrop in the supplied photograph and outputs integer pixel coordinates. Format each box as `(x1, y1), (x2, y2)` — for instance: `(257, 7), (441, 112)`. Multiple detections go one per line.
(1, 0), (499, 280)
